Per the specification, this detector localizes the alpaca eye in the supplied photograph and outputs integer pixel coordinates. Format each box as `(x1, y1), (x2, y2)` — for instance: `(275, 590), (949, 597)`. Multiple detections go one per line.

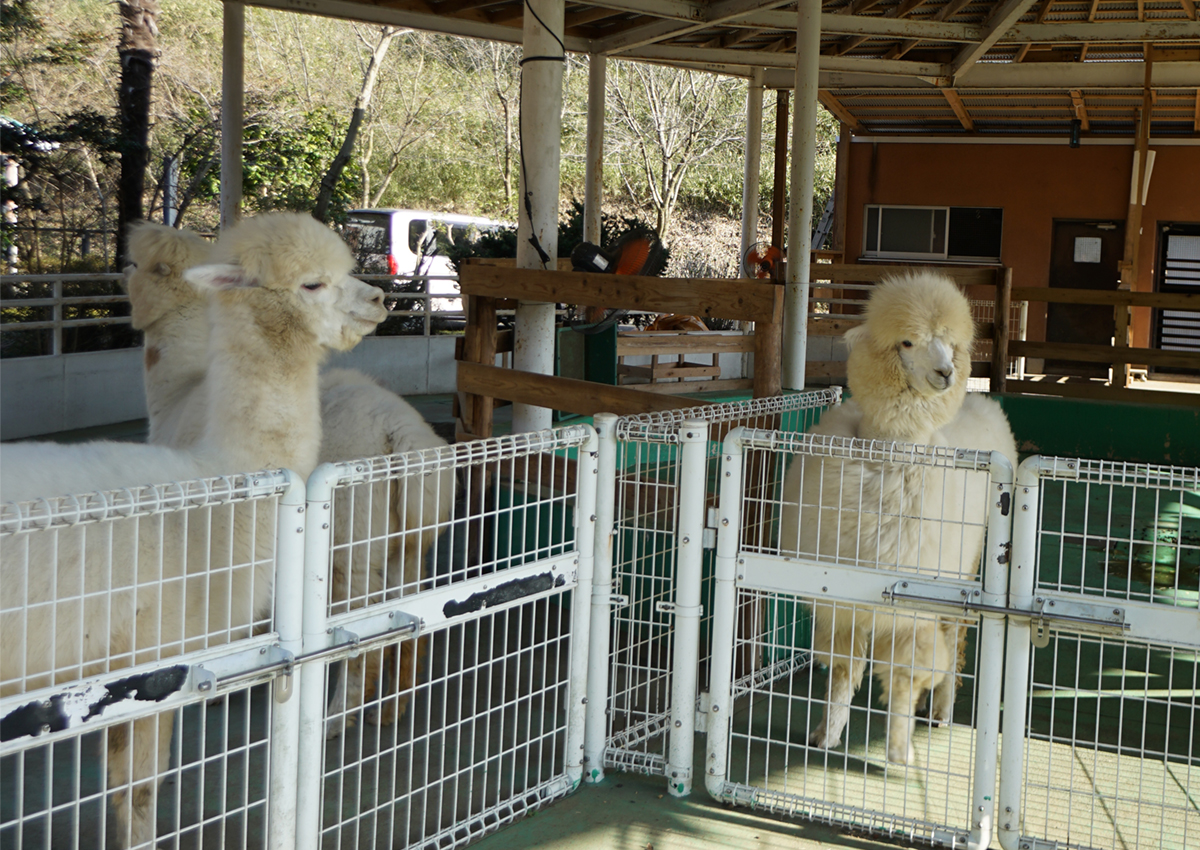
(901, 340), (913, 348)
(302, 282), (326, 291)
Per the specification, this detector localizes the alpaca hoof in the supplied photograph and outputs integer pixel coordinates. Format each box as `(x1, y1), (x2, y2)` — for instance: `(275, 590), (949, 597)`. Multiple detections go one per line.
(808, 727), (839, 750)
(367, 696), (409, 727)
(887, 741), (915, 765)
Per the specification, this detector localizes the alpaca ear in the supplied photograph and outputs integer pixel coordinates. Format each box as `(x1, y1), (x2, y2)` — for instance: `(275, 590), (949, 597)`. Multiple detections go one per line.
(842, 324), (869, 351)
(183, 263), (260, 291)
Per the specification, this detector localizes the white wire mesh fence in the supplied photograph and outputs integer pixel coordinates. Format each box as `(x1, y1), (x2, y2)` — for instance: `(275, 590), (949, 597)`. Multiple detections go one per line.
(2, 416), (1197, 850)
(1, 470), (306, 850)
(704, 429), (1013, 849)
(1000, 458), (1199, 850)
(585, 391), (842, 790)
(293, 427), (598, 850)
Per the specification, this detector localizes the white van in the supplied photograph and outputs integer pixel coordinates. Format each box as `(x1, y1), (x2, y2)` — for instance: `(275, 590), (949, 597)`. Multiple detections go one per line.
(343, 209), (510, 311)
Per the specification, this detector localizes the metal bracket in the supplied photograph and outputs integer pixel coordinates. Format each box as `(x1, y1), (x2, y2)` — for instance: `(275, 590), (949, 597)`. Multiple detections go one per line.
(655, 601), (703, 616)
(610, 593), (630, 608)
(703, 507), (719, 549)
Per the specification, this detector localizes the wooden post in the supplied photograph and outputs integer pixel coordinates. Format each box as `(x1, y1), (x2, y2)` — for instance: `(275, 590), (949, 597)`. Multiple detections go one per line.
(991, 268), (1012, 394)
(1116, 56), (1154, 387)
(753, 284), (784, 399)
(472, 296), (497, 439)
(770, 91), (789, 252)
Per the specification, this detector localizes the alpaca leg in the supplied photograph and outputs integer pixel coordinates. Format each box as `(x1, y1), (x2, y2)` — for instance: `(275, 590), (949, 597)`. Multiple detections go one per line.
(325, 660), (350, 740)
(107, 711), (172, 848)
(370, 635), (425, 726)
(929, 620), (968, 725)
(809, 623), (867, 750)
(881, 670), (920, 765)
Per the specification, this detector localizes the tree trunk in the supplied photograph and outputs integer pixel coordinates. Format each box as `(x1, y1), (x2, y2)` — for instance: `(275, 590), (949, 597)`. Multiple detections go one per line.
(313, 26), (398, 222)
(116, 1), (159, 266)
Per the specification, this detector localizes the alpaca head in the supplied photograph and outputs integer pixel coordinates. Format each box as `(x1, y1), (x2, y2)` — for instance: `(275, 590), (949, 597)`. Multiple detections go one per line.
(843, 271), (974, 442)
(124, 221), (212, 332)
(183, 213), (388, 352)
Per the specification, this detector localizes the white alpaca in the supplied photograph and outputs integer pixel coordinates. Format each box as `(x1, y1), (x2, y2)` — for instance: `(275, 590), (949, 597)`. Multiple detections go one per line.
(1, 212), (387, 846)
(126, 222), (453, 736)
(778, 272), (1016, 764)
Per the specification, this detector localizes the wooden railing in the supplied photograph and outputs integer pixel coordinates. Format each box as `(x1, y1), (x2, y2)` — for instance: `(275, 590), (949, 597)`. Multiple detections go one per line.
(1007, 287), (1200, 407)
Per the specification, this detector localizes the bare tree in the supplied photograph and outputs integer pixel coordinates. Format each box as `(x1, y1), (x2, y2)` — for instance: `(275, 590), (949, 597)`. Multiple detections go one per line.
(116, 0), (159, 263)
(313, 25), (401, 222)
(607, 63), (743, 241)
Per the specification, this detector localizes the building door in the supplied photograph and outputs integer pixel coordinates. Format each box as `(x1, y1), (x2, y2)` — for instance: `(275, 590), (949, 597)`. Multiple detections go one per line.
(1153, 222), (1200, 376)
(1045, 219), (1125, 377)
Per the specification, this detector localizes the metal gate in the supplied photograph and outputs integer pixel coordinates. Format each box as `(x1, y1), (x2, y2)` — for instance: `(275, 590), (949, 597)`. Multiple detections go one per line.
(1000, 457), (1199, 850)
(704, 428), (1013, 850)
(293, 426), (598, 850)
(584, 391), (840, 794)
(0, 470), (305, 850)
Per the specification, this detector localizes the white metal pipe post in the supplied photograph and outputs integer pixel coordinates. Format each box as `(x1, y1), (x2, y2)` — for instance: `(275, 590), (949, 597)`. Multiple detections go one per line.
(584, 54), (606, 246)
(584, 413), (618, 783)
(220, 2), (244, 229)
(783, 3), (821, 390)
(667, 420), (710, 798)
(739, 68), (765, 273)
(513, 0), (565, 434)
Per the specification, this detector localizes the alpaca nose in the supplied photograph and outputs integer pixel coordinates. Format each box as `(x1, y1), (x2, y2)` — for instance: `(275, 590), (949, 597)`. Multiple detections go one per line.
(936, 368), (952, 380)
(367, 288), (385, 308)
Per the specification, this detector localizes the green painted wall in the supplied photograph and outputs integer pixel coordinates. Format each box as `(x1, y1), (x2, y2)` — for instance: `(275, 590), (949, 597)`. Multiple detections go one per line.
(996, 395), (1200, 467)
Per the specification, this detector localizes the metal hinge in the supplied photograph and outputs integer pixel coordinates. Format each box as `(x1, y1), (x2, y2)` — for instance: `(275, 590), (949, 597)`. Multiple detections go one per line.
(703, 506), (720, 549)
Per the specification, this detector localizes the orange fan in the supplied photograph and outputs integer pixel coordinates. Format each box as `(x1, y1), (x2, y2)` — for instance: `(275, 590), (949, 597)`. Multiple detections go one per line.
(742, 242), (782, 280)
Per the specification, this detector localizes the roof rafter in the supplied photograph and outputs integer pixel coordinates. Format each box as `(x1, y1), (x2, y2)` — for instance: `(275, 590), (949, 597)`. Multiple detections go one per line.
(942, 88), (974, 130)
(952, 0), (1040, 80)
(818, 90), (862, 130)
(596, 0), (793, 54)
(825, 0), (931, 58)
(1070, 89), (1090, 129)
(1014, 0), (1056, 63)
(884, 0), (975, 61)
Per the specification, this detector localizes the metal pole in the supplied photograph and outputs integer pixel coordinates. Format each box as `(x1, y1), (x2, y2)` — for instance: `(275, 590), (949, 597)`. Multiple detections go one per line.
(584, 413), (618, 783)
(220, 2), (244, 229)
(739, 69), (765, 275)
(220, 2), (243, 229)
(783, 2), (821, 390)
(512, 0), (565, 434)
(703, 427), (747, 802)
(566, 425), (600, 788)
(268, 471), (306, 850)
(584, 54), (606, 247)
(667, 421), (709, 798)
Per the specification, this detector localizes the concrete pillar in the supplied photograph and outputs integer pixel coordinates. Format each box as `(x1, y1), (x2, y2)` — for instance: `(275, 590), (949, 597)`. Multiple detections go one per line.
(220, 2), (244, 229)
(782, 1), (821, 390)
(739, 68), (765, 275)
(512, 0), (565, 434)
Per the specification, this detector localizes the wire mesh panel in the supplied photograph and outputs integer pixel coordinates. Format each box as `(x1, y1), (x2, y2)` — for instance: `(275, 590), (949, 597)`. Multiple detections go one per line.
(1000, 458), (1200, 850)
(0, 470), (305, 850)
(586, 391), (841, 786)
(706, 429), (1013, 850)
(295, 426), (597, 850)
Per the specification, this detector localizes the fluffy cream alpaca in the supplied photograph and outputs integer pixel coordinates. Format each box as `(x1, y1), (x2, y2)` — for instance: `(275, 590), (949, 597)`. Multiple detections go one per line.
(127, 222), (452, 738)
(1, 213), (387, 847)
(778, 271), (1016, 764)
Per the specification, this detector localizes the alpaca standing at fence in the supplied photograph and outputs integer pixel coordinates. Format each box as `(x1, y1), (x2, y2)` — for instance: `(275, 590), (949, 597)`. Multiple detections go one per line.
(1, 212), (387, 846)
(779, 272), (1016, 764)
(128, 221), (453, 737)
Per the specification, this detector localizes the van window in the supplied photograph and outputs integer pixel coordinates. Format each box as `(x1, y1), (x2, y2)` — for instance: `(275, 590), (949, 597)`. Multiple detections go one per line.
(344, 212), (391, 273)
(408, 220), (482, 258)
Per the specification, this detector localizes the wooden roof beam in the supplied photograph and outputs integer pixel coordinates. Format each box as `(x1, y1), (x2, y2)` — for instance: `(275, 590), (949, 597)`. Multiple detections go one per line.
(565, 7), (624, 30)
(818, 90), (862, 130)
(1195, 88), (1200, 131)
(1014, 0), (1057, 63)
(1069, 89), (1090, 129)
(884, 0), (974, 61)
(597, 0), (793, 54)
(942, 87), (974, 130)
(432, 0), (506, 14)
(824, 0), (930, 58)
(1183, 0), (1198, 21)
(953, 0), (1040, 80)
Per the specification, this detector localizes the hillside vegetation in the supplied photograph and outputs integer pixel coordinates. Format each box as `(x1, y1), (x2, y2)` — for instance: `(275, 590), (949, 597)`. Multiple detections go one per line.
(1, 0), (837, 275)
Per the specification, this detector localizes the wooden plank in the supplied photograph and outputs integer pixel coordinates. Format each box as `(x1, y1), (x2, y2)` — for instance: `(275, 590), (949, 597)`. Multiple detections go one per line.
(495, 328), (515, 354)
(625, 378), (754, 395)
(808, 316), (863, 336)
(805, 361), (849, 379)
(619, 362), (722, 380)
(459, 265), (784, 324)
(465, 257), (574, 271)
(616, 332), (755, 356)
(992, 267), (1012, 393)
(456, 361), (695, 417)
(471, 296), (497, 439)
(1009, 340), (1200, 371)
(1006, 379), (1200, 408)
(809, 263), (998, 286)
(1011, 287), (1200, 310)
